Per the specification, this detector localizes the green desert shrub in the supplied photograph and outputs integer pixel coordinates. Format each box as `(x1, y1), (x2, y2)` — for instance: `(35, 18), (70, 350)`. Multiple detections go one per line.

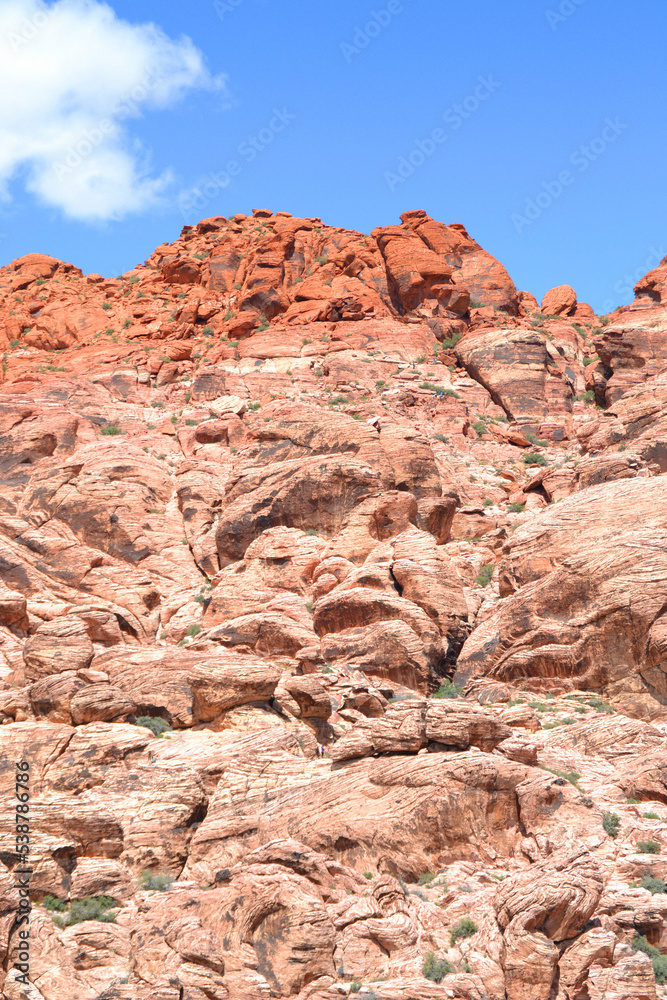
(632, 935), (667, 983)
(51, 896), (118, 928)
(139, 870), (173, 892)
(432, 680), (462, 700)
(602, 812), (621, 838)
(475, 564), (494, 587)
(639, 875), (667, 895)
(636, 840), (661, 855)
(449, 917), (478, 947)
(422, 951), (453, 982)
(135, 716), (171, 737)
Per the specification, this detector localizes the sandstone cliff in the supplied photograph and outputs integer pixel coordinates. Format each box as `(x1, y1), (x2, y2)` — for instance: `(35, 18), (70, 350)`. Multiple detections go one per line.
(1, 211), (667, 999)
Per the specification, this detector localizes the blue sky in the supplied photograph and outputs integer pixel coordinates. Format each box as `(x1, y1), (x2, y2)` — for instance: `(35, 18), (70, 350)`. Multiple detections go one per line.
(1, 0), (665, 313)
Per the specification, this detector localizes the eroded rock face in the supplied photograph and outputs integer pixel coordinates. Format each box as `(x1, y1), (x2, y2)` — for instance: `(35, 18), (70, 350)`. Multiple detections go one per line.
(1, 211), (667, 999)
(455, 475), (667, 716)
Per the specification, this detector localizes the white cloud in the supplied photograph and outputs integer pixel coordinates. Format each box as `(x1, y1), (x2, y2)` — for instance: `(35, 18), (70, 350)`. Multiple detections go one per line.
(0, 0), (225, 221)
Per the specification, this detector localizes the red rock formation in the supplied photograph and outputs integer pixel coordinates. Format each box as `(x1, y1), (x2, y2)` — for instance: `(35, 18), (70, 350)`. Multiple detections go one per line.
(1, 211), (667, 999)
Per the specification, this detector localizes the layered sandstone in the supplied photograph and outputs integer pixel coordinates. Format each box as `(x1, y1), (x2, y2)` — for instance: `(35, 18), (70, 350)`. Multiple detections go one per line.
(0, 210), (666, 1000)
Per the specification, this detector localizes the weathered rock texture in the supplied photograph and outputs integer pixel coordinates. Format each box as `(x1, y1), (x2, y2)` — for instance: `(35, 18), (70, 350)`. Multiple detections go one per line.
(0, 210), (666, 1000)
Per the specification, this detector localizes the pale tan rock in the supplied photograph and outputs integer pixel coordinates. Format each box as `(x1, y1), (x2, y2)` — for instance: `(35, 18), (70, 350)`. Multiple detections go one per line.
(455, 476), (667, 716)
(23, 615), (94, 681)
(330, 700), (511, 761)
(494, 847), (604, 1000)
(208, 394), (247, 417)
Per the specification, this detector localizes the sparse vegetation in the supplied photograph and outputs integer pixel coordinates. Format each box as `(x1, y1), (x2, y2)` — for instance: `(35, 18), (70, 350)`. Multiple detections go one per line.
(542, 767), (583, 790)
(639, 875), (667, 894)
(523, 452), (548, 466)
(475, 564), (494, 587)
(432, 680), (462, 699)
(100, 424), (122, 435)
(632, 935), (667, 983)
(135, 716), (171, 737)
(508, 502), (526, 513)
(636, 840), (661, 855)
(48, 895), (119, 928)
(139, 870), (173, 892)
(602, 812), (621, 839)
(588, 696), (614, 714)
(440, 332), (462, 349)
(417, 872), (435, 885)
(449, 917), (478, 947)
(422, 951), (453, 982)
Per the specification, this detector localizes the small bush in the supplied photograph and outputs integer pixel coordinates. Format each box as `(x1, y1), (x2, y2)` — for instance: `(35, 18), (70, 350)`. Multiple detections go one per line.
(417, 872), (435, 885)
(475, 564), (494, 587)
(304, 528), (319, 536)
(101, 301), (112, 310)
(350, 981), (362, 993)
(524, 432), (549, 447)
(423, 951), (453, 982)
(632, 935), (667, 983)
(185, 623), (202, 638)
(434, 433), (449, 443)
(602, 812), (621, 838)
(523, 452), (547, 466)
(52, 896), (118, 928)
(508, 502), (525, 513)
(432, 680), (462, 700)
(639, 875), (667, 895)
(636, 840), (661, 855)
(43, 894), (67, 912)
(472, 420), (487, 436)
(542, 767), (582, 789)
(450, 917), (478, 947)
(100, 424), (122, 436)
(135, 716), (171, 737)
(440, 333), (462, 349)
(588, 696), (614, 714)
(139, 870), (173, 892)
(644, 812), (660, 820)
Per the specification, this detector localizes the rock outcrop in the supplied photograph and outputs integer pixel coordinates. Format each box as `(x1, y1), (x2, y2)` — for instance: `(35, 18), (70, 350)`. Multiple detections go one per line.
(0, 210), (666, 999)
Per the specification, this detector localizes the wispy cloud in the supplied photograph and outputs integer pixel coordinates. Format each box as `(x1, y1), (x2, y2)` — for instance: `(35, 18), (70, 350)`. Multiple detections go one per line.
(0, 0), (226, 222)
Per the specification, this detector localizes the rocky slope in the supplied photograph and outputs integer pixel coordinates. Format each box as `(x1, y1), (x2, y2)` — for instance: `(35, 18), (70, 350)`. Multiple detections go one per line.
(1, 209), (667, 999)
